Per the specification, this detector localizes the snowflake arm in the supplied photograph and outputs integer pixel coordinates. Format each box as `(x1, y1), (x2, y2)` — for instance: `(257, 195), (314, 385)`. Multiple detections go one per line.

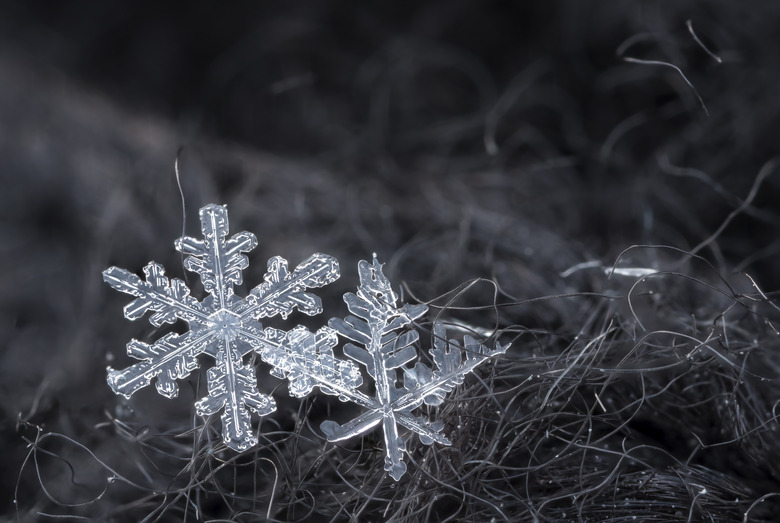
(174, 204), (257, 311)
(104, 203), (339, 451)
(103, 262), (206, 326)
(194, 346), (275, 451)
(107, 330), (211, 398)
(259, 325), (363, 398)
(400, 322), (509, 410)
(242, 253), (340, 319)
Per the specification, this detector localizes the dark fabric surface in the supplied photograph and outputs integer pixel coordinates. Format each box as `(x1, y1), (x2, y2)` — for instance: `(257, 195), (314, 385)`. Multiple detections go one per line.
(2, 2), (780, 521)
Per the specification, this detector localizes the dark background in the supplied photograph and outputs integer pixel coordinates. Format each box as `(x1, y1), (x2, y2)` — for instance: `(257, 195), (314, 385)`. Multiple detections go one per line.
(2, 1), (780, 521)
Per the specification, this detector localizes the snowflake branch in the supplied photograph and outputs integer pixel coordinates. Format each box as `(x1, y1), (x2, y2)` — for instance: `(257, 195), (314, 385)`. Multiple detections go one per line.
(195, 342), (275, 451)
(397, 323), (510, 411)
(175, 203), (257, 309)
(240, 253), (340, 320)
(103, 264), (208, 325)
(107, 330), (213, 398)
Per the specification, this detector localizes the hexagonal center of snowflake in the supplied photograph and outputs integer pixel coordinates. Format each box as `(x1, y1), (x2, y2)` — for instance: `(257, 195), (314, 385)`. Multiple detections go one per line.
(208, 310), (242, 340)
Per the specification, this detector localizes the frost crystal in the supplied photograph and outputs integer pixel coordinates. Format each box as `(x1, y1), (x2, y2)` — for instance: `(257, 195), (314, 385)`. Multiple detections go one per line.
(263, 255), (509, 480)
(104, 204), (339, 451)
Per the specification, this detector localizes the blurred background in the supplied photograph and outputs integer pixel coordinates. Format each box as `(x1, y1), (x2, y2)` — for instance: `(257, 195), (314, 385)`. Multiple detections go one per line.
(2, 1), (780, 521)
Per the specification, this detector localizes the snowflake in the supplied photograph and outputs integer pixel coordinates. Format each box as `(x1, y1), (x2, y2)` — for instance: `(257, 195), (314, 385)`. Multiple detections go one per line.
(104, 203), (339, 451)
(263, 255), (509, 480)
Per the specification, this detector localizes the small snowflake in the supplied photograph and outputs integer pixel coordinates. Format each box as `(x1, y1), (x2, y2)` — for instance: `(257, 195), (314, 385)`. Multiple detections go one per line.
(264, 255), (509, 480)
(104, 204), (339, 451)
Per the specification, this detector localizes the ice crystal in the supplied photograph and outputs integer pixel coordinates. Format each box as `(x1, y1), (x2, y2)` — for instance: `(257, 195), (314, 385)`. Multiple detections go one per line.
(104, 204), (339, 451)
(264, 255), (509, 480)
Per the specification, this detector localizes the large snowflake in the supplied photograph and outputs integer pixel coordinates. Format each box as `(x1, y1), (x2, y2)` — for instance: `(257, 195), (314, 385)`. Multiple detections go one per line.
(104, 204), (339, 451)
